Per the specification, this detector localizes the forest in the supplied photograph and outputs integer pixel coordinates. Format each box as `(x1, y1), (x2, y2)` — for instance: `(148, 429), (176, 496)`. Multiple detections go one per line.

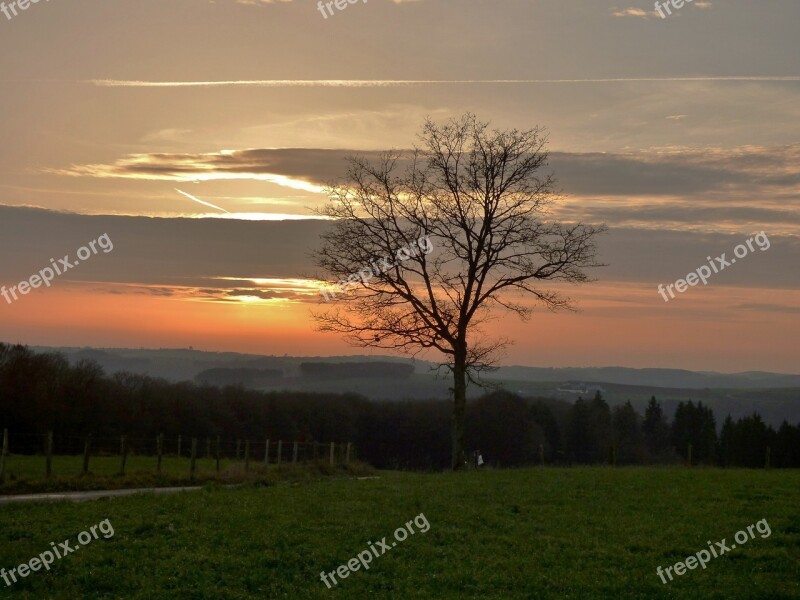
(1, 343), (798, 469)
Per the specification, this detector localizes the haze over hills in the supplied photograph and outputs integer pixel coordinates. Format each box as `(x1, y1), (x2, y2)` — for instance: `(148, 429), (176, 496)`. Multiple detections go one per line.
(18, 345), (800, 427)
(487, 366), (800, 390)
(30, 345), (800, 390)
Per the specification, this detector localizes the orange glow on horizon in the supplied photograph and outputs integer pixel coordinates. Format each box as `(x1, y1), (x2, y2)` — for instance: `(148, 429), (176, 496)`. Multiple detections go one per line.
(1, 281), (798, 373)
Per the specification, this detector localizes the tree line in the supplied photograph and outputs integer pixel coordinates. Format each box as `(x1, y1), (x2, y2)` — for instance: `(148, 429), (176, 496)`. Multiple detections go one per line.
(1, 344), (798, 468)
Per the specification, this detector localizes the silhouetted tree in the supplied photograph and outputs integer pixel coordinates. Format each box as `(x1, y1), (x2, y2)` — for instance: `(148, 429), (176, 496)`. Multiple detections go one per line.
(642, 396), (671, 461)
(588, 391), (612, 463)
(313, 114), (606, 469)
(466, 391), (533, 467)
(719, 415), (735, 467)
(774, 421), (800, 468)
(728, 413), (773, 468)
(612, 401), (642, 464)
(566, 397), (592, 463)
(672, 401), (717, 464)
(529, 400), (561, 460)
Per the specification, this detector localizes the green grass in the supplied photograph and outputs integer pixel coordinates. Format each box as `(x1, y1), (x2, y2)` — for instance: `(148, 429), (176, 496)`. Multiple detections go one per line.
(0, 468), (798, 599)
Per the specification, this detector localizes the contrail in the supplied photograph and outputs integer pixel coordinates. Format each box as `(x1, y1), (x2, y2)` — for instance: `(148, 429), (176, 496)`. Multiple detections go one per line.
(175, 188), (230, 213)
(88, 77), (800, 88)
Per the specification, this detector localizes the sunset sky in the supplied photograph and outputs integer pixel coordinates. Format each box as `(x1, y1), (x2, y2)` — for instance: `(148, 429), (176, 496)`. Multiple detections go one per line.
(1, 0), (798, 372)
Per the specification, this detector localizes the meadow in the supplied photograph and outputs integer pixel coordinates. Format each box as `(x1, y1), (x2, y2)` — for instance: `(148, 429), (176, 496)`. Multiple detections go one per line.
(0, 467), (798, 599)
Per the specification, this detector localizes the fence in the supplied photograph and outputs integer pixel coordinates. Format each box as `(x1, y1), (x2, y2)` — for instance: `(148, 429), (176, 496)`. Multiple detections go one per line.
(0, 429), (355, 482)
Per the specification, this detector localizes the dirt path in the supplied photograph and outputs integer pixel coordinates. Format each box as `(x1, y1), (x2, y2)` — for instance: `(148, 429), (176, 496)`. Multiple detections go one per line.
(0, 476), (381, 504)
(0, 486), (203, 504)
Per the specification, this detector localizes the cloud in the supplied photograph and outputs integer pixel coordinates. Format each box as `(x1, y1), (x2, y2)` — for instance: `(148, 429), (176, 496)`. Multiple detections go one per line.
(735, 303), (800, 314)
(557, 202), (800, 233)
(235, 0), (293, 4)
(226, 288), (294, 300)
(49, 150), (331, 193)
(49, 145), (800, 232)
(0, 205), (334, 305)
(1, 205), (798, 300)
(612, 7), (654, 18)
(53, 144), (800, 193)
(95, 282), (317, 304)
(551, 145), (800, 198)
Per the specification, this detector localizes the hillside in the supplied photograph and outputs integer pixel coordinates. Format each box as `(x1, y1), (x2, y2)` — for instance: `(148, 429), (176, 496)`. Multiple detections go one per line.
(27, 345), (800, 426)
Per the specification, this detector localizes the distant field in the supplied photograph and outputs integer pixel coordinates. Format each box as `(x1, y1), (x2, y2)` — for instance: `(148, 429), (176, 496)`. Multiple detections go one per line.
(0, 468), (798, 599)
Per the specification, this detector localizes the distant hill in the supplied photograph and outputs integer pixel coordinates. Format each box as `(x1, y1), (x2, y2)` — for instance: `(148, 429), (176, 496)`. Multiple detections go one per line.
(29, 346), (422, 383)
(487, 366), (800, 389)
(299, 362), (414, 380)
(30, 345), (800, 389)
(195, 367), (283, 387)
(24, 345), (800, 426)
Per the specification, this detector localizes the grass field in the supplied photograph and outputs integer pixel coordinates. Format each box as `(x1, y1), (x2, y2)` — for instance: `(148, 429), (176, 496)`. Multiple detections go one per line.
(0, 467), (798, 599)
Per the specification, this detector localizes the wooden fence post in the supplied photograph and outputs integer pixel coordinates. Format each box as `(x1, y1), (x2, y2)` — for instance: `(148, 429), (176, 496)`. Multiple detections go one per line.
(345, 442), (352, 465)
(45, 432), (53, 478)
(292, 441), (298, 464)
(312, 442), (318, 462)
(277, 440), (283, 466)
(0, 428), (8, 482)
(264, 438), (270, 465)
(190, 438), (198, 479)
(687, 443), (693, 467)
(206, 437), (211, 460)
(178, 435), (182, 458)
(215, 436), (221, 473)
(120, 435), (128, 476)
(82, 435), (91, 475)
(157, 434), (164, 473)
(765, 446), (771, 469)
(539, 444), (545, 466)
(236, 439), (241, 460)
(244, 440), (250, 472)
(329, 442), (335, 466)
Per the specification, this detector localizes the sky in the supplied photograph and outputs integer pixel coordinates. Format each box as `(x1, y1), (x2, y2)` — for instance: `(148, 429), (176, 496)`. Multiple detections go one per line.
(0, 0), (798, 372)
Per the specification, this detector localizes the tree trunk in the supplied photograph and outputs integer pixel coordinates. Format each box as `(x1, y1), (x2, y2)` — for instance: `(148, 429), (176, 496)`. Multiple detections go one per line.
(451, 351), (468, 470)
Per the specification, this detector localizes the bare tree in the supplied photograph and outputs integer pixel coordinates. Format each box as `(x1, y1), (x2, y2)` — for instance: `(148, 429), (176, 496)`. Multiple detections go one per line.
(313, 114), (606, 469)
